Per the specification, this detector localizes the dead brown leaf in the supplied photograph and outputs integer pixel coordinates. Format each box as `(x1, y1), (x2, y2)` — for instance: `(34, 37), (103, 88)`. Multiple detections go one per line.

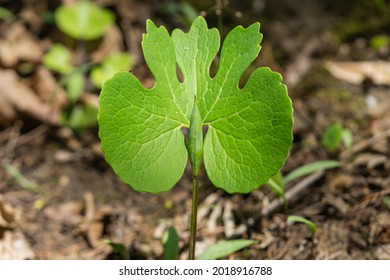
(0, 195), (34, 260)
(353, 153), (388, 170)
(0, 70), (59, 125)
(43, 201), (83, 226)
(90, 25), (124, 62)
(325, 60), (390, 85)
(32, 66), (67, 106)
(0, 22), (42, 67)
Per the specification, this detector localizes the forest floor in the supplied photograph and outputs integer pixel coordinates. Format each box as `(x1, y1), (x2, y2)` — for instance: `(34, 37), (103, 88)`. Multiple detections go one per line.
(0, 0), (389, 259)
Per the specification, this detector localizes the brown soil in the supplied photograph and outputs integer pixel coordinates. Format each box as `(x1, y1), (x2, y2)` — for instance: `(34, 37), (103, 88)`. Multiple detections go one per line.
(1, 0), (389, 260)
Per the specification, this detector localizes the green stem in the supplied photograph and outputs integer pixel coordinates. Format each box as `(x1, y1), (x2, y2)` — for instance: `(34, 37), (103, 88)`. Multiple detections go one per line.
(188, 100), (203, 260)
(188, 174), (199, 260)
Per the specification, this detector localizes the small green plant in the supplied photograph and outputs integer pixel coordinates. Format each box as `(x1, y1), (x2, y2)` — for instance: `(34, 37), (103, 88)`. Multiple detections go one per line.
(197, 239), (258, 260)
(103, 239), (129, 260)
(283, 160), (341, 184)
(321, 123), (352, 152)
(43, 1), (131, 131)
(98, 16), (293, 259)
(43, 46), (132, 132)
(90, 53), (133, 88)
(267, 160), (340, 211)
(162, 226), (180, 260)
(288, 215), (317, 241)
(41, 1), (121, 131)
(161, 226), (257, 260)
(4, 164), (46, 209)
(54, 1), (114, 41)
(43, 44), (86, 102)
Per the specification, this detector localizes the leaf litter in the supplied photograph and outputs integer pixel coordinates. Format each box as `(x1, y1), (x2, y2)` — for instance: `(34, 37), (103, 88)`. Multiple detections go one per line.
(1, 0), (390, 260)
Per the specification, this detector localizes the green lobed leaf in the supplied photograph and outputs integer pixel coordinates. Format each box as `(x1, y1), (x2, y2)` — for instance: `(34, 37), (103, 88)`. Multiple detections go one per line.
(55, 1), (115, 40)
(162, 226), (180, 260)
(98, 16), (293, 193)
(196, 239), (258, 260)
(284, 160), (340, 184)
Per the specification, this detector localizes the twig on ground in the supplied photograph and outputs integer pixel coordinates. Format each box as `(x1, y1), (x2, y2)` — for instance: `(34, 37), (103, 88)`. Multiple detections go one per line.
(0, 125), (49, 160)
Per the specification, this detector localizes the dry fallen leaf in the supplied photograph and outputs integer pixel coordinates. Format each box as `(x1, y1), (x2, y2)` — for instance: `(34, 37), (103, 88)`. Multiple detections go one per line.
(90, 25), (123, 62)
(325, 60), (390, 85)
(0, 195), (34, 260)
(33, 66), (67, 106)
(43, 201), (84, 226)
(0, 22), (42, 67)
(0, 70), (59, 125)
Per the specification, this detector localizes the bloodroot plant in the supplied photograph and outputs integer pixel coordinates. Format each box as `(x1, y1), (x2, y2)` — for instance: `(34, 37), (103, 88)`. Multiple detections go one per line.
(98, 16), (293, 259)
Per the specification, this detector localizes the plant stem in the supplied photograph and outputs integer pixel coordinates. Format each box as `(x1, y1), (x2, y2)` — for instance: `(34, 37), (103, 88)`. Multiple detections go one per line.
(188, 174), (199, 260)
(188, 100), (203, 260)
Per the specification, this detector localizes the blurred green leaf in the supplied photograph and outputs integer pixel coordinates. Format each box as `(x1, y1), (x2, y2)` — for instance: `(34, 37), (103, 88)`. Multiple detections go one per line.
(66, 71), (85, 102)
(91, 53), (133, 88)
(103, 239), (128, 260)
(0, 7), (14, 22)
(197, 240), (257, 260)
(371, 35), (390, 50)
(383, 196), (390, 210)
(55, 1), (115, 40)
(4, 164), (42, 193)
(179, 2), (199, 24)
(160, 2), (198, 26)
(342, 128), (353, 150)
(284, 160), (340, 184)
(288, 215), (317, 240)
(63, 105), (97, 132)
(162, 226), (180, 260)
(43, 44), (74, 74)
(322, 123), (343, 152)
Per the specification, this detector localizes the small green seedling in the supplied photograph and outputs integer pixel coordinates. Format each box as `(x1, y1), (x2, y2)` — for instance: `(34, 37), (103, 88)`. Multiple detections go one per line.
(42, 44), (93, 131)
(42, 44), (74, 75)
(42, 44), (85, 102)
(54, 1), (115, 41)
(98, 16), (293, 259)
(161, 226), (256, 260)
(267, 160), (340, 212)
(4, 164), (46, 209)
(283, 160), (341, 184)
(197, 239), (258, 260)
(288, 215), (317, 241)
(162, 226), (180, 260)
(322, 123), (352, 152)
(91, 53), (133, 88)
(43, 42), (131, 131)
(103, 239), (129, 260)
